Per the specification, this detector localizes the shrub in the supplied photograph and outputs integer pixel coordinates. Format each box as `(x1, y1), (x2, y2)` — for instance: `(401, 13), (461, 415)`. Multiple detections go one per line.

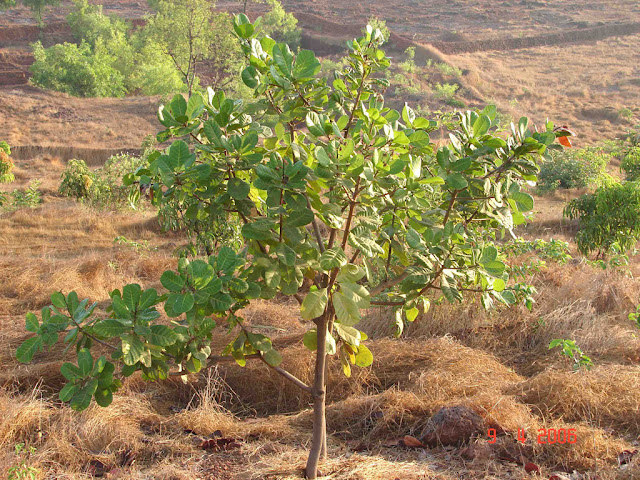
(11, 180), (43, 208)
(564, 181), (640, 257)
(366, 15), (389, 43)
(59, 159), (94, 199)
(17, 19), (568, 479)
(537, 147), (609, 193)
(620, 146), (640, 181)
(30, 41), (127, 97)
(59, 155), (144, 209)
(0, 141), (15, 183)
(261, 0), (300, 47)
(434, 82), (459, 101)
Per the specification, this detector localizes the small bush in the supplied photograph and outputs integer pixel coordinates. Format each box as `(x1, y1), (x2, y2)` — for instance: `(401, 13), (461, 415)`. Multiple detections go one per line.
(59, 159), (94, 199)
(0, 141), (14, 183)
(10, 180), (43, 208)
(564, 181), (640, 257)
(434, 82), (459, 101)
(620, 146), (640, 181)
(261, 0), (300, 48)
(59, 155), (144, 209)
(537, 147), (609, 194)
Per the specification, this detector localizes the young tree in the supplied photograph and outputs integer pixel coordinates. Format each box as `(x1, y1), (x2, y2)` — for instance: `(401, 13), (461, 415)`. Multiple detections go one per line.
(144, 0), (241, 95)
(17, 17), (567, 479)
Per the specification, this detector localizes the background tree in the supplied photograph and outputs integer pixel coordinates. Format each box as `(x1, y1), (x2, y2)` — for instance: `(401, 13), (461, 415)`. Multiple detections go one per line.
(145, 0), (242, 95)
(22, 0), (59, 27)
(17, 18), (567, 480)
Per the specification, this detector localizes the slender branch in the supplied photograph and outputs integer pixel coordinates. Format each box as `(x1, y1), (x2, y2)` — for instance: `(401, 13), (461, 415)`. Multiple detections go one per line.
(305, 193), (325, 253)
(369, 271), (410, 297)
(443, 190), (459, 226)
(259, 354), (312, 394)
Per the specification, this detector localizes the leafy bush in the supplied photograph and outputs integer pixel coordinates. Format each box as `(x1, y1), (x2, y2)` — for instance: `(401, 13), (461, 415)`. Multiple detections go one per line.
(549, 338), (592, 371)
(18, 19), (568, 479)
(620, 146), (640, 181)
(30, 41), (127, 97)
(261, 0), (300, 47)
(537, 147), (609, 193)
(366, 15), (389, 43)
(59, 155), (144, 208)
(59, 159), (94, 199)
(434, 82), (459, 102)
(564, 181), (640, 257)
(0, 141), (14, 183)
(10, 180), (43, 208)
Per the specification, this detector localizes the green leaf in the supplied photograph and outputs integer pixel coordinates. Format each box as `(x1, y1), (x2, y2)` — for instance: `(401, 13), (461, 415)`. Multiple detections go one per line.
(319, 247), (347, 271)
(247, 332), (272, 352)
(77, 348), (93, 377)
(340, 282), (370, 309)
(334, 323), (361, 346)
(333, 292), (361, 326)
(354, 344), (373, 367)
(300, 288), (328, 320)
(336, 264), (365, 283)
(122, 284), (141, 312)
(93, 319), (130, 337)
(510, 191), (534, 212)
(445, 173), (468, 190)
(121, 334), (146, 366)
(472, 114), (491, 137)
(161, 271), (185, 292)
(262, 348), (282, 367)
(241, 65), (260, 88)
(228, 178), (251, 200)
(165, 292), (195, 316)
(51, 291), (67, 310)
(484, 260), (506, 277)
(25, 312), (39, 333)
(303, 330), (317, 351)
(405, 307), (419, 322)
(148, 325), (178, 347)
(273, 43), (294, 78)
(59, 382), (79, 402)
(16, 336), (42, 363)
(325, 333), (337, 355)
(479, 245), (498, 264)
(94, 388), (113, 407)
(276, 243), (296, 267)
(286, 208), (314, 228)
(70, 379), (98, 411)
(293, 49), (321, 79)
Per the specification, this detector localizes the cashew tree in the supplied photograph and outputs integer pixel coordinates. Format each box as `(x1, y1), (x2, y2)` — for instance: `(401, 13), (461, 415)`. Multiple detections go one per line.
(17, 17), (568, 479)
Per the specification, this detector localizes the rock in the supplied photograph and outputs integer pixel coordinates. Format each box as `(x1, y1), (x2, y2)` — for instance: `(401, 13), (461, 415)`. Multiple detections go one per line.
(420, 405), (484, 446)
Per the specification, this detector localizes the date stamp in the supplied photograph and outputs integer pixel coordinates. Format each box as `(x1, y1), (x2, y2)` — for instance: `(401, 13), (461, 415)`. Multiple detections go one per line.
(487, 428), (577, 445)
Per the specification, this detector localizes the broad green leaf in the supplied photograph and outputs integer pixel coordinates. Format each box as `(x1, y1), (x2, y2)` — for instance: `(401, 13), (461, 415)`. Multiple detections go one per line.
(325, 333), (337, 355)
(16, 336), (42, 363)
(484, 260), (506, 277)
(510, 191), (534, 212)
(148, 325), (178, 347)
(165, 292), (195, 316)
(94, 388), (113, 407)
(354, 344), (373, 367)
(445, 173), (468, 190)
(77, 348), (93, 376)
(333, 292), (360, 326)
(273, 43), (293, 78)
(293, 49), (321, 79)
(303, 329), (317, 351)
(51, 291), (66, 310)
(59, 382), (79, 402)
(340, 282), (370, 308)
(228, 178), (251, 200)
(70, 379), (98, 411)
(300, 288), (328, 320)
(121, 334), (146, 366)
(122, 284), (141, 312)
(319, 247), (347, 271)
(25, 312), (39, 333)
(473, 114), (491, 137)
(262, 348), (282, 367)
(93, 319), (130, 337)
(161, 271), (185, 292)
(334, 323), (361, 346)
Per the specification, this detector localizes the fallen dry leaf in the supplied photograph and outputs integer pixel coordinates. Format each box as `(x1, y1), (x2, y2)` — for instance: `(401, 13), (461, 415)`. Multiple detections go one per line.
(524, 461), (540, 474)
(400, 435), (424, 448)
(199, 437), (243, 451)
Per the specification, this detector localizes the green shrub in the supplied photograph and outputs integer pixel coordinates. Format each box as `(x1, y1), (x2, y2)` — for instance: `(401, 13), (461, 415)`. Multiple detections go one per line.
(0, 142), (14, 183)
(261, 0), (300, 48)
(366, 16), (389, 43)
(621, 146), (640, 181)
(537, 147), (609, 193)
(59, 155), (144, 208)
(564, 181), (640, 257)
(11, 180), (42, 208)
(59, 159), (94, 199)
(30, 41), (127, 97)
(434, 82), (459, 101)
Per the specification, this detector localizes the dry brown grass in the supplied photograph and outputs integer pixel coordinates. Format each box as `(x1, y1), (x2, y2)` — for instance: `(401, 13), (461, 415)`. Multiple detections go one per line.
(513, 365), (640, 436)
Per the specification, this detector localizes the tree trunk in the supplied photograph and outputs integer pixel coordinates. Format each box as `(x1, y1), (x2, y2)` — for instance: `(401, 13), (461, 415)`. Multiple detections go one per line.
(305, 321), (327, 479)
